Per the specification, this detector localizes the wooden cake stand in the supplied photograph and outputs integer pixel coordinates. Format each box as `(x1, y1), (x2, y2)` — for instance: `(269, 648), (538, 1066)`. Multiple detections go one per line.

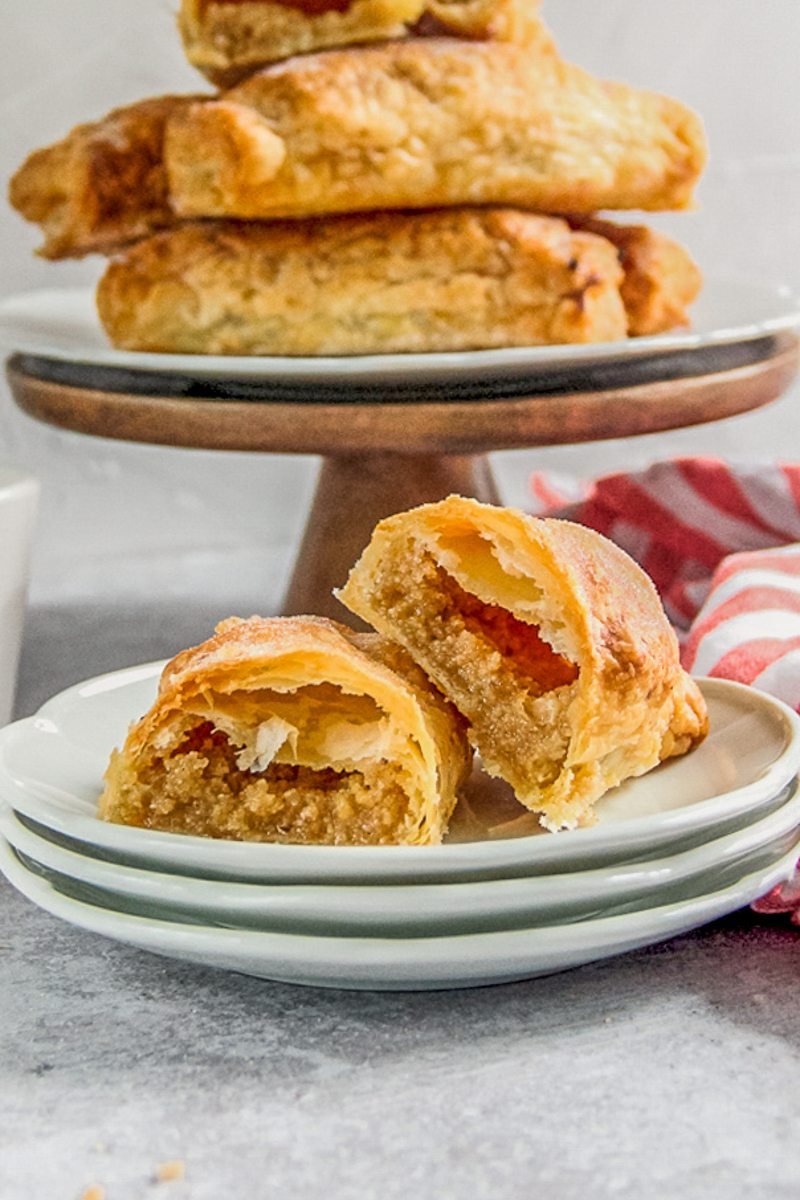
(7, 330), (798, 622)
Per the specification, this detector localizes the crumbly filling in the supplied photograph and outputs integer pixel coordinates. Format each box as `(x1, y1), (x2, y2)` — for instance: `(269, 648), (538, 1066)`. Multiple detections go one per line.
(203, 0), (357, 35)
(454, 586), (578, 691)
(369, 547), (578, 792)
(116, 721), (413, 845)
(203, 0), (357, 28)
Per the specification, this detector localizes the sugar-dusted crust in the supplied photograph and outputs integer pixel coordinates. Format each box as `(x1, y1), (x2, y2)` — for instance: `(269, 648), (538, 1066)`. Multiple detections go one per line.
(100, 615), (471, 846)
(338, 497), (708, 831)
(179, 0), (542, 86)
(166, 40), (706, 221)
(567, 216), (703, 335)
(97, 209), (630, 355)
(8, 96), (203, 261)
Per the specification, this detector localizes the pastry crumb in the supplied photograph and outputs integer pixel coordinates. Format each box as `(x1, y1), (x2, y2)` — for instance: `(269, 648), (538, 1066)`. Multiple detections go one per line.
(80, 1187), (105, 1200)
(155, 1160), (186, 1183)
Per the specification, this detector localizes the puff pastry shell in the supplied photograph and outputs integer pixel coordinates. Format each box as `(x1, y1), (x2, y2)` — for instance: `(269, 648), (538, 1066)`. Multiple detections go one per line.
(179, 0), (542, 87)
(96, 210), (629, 355)
(8, 96), (202, 261)
(10, 42), (705, 260)
(165, 40), (706, 221)
(338, 497), (708, 831)
(100, 616), (471, 846)
(568, 216), (702, 336)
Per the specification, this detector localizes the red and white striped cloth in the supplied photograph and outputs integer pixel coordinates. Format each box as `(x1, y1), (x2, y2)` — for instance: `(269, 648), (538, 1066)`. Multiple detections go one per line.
(530, 457), (800, 925)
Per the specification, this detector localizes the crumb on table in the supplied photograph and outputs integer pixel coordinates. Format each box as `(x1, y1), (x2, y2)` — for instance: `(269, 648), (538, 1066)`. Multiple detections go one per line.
(156, 1160), (186, 1183)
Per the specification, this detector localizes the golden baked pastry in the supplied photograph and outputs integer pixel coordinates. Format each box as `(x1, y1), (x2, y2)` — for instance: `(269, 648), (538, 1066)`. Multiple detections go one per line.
(10, 44), (706, 262)
(568, 216), (702, 336)
(8, 96), (202, 261)
(97, 210), (631, 355)
(180, 0), (542, 86)
(100, 615), (471, 846)
(338, 497), (708, 831)
(165, 40), (706, 221)
(96, 210), (701, 354)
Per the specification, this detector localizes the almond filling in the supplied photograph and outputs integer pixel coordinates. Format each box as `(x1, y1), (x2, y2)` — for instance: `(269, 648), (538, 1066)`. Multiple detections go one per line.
(364, 547), (579, 793)
(113, 720), (413, 845)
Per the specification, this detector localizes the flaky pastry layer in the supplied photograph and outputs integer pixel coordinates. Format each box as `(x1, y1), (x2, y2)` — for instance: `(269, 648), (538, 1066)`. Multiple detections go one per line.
(165, 40), (706, 222)
(100, 615), (471, 846)
(338, 497), (708, 831)
(10, 41), (706, 260)
(568, 216), (702, 336)
(96, 210), (700, 354)
(97, 210), (630, 355)
(179, 0), (543, 86)
(8, 96), (203, 261)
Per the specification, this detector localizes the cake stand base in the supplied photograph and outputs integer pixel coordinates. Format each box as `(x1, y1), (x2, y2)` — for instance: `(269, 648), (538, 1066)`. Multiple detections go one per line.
(285, 452), (500, 621)
(7, 333), (798, 622)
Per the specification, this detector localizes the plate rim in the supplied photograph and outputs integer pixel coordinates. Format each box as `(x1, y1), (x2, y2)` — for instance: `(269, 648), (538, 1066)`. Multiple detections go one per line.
(2, 777), (798, 920)
(0, 666), (798, 880)
(0, 833), (796, 990)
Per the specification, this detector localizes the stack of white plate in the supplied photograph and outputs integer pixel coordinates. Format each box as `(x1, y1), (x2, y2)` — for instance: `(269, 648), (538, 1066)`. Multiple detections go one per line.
(1, 663), (798, 991)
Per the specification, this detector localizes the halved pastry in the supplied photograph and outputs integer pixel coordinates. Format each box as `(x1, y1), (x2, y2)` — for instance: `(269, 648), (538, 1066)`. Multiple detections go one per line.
(338, 497), (708, 831)
(100, 616), (471, 846)
(165, 40), (707, 222)
(179, 0), (542, 87)
(96, 210), (628, 355)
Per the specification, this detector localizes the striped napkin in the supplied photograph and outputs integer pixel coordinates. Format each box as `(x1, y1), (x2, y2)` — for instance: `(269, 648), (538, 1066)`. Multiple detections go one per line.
(529, 457), (800, 925)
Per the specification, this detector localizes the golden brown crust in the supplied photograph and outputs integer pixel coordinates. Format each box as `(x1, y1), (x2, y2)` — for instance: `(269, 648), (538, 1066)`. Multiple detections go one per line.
(179, 0), (542, 86)
(97, 211), (701, 355)
(338, 497), (708, 830)
(97, 210), (630, 355)
(10, 42), (706, 261)
(165, 40), (706, 221)
(100, 615), (472, 846)
(567, 216), (703, 335)
(8, 96), (204, 261)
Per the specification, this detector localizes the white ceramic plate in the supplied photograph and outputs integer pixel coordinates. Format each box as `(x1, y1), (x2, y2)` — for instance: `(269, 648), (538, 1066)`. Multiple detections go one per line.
(1, 281), (798, 384)
(3, 779), (799, 935)
(0, 663), (798, 883)
(1, 835), (796, 990)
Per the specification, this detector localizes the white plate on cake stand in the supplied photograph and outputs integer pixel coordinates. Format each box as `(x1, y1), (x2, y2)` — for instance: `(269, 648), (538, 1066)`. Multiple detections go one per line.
(0, 663), (797, 884)
(1, 835), (796, 991)
(1, 280), (798, 385)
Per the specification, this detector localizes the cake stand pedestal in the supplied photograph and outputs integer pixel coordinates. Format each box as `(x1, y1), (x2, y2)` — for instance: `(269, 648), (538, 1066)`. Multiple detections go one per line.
(7, 332), (798, 622)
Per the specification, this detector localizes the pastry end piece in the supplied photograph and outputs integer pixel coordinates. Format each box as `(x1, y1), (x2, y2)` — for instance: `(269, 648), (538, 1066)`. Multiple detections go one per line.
(100, 615), (471, 847)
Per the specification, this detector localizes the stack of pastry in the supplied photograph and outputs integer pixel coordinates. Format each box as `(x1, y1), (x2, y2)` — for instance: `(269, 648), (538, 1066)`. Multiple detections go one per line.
(10, 0), (706, 355)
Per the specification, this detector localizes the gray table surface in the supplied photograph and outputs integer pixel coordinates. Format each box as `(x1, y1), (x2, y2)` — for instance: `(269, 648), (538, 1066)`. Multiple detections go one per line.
(3, 602), (800, 1200)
